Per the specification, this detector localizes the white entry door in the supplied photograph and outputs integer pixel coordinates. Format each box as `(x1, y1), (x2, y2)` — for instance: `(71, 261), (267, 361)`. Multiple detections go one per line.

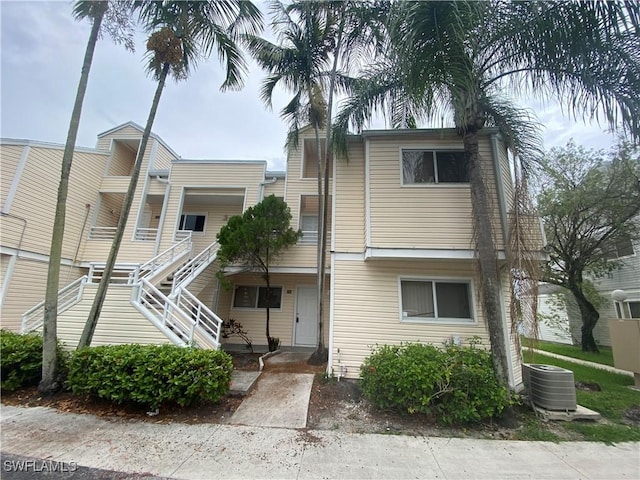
(295, 286), (318, 346)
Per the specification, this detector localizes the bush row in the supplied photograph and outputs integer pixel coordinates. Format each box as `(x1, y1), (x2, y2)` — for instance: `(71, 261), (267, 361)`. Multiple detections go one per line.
(1, 330), (49, 391)
(68, 344), (233, 409)
(1, 331), (233, 409)
(360, 341), (514, 424)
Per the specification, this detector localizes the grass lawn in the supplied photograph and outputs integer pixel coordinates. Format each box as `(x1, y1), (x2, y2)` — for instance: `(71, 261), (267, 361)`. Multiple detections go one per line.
(522, 351), (640, 443)
(521, 337), (614, 367)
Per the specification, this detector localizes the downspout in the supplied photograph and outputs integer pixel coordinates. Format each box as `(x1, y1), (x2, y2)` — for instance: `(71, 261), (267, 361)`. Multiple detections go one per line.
(153, 175), (170, 255)
(68, 203), (92, 283)
(491, 133), (509, 249)
(491, 133), (516, 388)
(0, 213), (27, 308)
(258, 177), (278, 202)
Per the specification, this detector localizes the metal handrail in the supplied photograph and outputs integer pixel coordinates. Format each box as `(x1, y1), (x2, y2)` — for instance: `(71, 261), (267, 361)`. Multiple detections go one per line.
(136, 279), (221, 349)
(175, 287), (222, 348)
(171, 241), (219, 291)
(87, 235), (192, 284)
(137, 235), (192, 282)
(21, 276), (88, 333)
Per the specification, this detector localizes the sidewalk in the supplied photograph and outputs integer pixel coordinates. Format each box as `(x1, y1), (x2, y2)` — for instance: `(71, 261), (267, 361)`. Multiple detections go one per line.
(528, 349), (634, 376)
(2, 405), (639, 480)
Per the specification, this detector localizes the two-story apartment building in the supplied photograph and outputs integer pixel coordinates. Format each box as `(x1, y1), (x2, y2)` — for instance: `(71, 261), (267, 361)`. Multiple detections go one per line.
(1, 122), (527, 387)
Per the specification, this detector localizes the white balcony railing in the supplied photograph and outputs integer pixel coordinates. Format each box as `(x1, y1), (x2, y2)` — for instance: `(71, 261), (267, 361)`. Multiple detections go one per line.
(88, 226), (117, 240)
(134, 227), (158, 241)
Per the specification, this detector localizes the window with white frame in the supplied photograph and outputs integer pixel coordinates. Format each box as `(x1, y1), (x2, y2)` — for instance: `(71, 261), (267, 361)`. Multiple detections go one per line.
(300, 214), (319, 244)
(233, 285), (283, 309)
(400, 279), (473, 322)
(402, 150), (469, 184)
(179, 213), (206, 232)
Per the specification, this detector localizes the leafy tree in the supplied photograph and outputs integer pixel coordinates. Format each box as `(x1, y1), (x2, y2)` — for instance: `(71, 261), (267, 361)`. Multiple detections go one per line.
(538, 140), (640, 352)
(78, 0), (262, 348)
(216, 195), (301, 351)
(335, 0), (640, 385)
(41, 0), (135, 394)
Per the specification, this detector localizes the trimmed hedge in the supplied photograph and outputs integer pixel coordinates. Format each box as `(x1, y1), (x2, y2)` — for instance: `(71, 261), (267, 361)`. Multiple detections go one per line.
(360, 342), (514, 424)
(1, 330), (44, 391)
(67, 344), (233, 410)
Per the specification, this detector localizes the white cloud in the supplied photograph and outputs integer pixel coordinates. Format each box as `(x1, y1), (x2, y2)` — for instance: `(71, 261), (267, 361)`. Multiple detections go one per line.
(0, 1), (623, 172)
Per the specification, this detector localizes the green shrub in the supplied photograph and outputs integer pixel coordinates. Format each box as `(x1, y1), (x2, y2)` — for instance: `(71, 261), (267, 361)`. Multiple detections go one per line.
(360, 342), (514, 424)
(0, 329), (67, 391)
(67, 344), (233, 409)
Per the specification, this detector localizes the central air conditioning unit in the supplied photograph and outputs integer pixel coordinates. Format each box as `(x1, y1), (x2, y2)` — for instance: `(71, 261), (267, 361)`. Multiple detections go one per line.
(522, 364), (577, 411)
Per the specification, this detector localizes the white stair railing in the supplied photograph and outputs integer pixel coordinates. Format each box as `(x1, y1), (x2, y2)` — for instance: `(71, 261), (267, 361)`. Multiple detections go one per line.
(135, 233), (192, 282)
(87, 234), (192, 285)
(174, 287), (222, 349)
(171, 241), (219, 291)
(21, 276), (88, 333)
(134, 279), (222, 348)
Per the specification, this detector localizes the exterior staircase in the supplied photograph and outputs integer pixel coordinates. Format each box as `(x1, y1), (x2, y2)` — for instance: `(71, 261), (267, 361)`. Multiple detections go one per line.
(22, 236), (224, 350)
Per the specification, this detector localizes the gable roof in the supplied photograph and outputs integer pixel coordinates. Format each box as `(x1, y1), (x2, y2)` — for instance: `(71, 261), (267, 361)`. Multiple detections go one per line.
(97, 121), (181, 160)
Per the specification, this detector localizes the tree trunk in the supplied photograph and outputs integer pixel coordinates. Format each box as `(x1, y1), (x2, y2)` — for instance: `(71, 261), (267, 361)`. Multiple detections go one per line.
(464, 130), (511, 387)
(568, 280), (600, 353)
(309, 121), (328, 365)
(78, 63), (170, 348)
(40, 3), (106, 393)
(309, 9), (346, 366)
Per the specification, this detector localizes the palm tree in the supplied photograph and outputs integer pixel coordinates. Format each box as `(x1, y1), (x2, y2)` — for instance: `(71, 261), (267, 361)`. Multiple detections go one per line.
(78, 0), (262, 348)
(336, 1), (640, 380)
(40, 0), (135, 394)
(244, 0), (335, 359)
(246, 0), (385, 363)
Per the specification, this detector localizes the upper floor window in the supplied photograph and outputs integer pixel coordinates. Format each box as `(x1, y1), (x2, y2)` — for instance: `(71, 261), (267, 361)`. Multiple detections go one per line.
(602, 236), (635, 259)
(400, 278), (473, 323)
(402, 150), (468, 185)
(179, 213), (206, 232)
(302, 138), (332, 179)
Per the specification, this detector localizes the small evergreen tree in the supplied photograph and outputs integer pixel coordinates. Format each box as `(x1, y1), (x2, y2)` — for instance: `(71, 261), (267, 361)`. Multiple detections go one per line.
(217, 195), (301, 351)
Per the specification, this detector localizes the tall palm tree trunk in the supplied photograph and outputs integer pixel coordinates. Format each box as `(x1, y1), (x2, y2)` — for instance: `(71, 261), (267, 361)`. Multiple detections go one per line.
(309, 10), (346, 365)
(78, 63), (170, 348)
(40, 3), (107, 393)
(464, 129), (510, 386)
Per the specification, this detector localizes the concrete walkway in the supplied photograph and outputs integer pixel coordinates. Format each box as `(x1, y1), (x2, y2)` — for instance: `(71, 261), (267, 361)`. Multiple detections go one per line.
(529, 349), (634, 376)
(2, 405), (639, 479)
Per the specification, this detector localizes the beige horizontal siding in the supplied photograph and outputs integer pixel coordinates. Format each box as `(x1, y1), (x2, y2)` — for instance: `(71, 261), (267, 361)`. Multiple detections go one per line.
(96, 125), (144, 151)
(99, 176), (131, 192)
(158, 162), (264, 252)
(331, 258), (492, 379)
(334, 139), (365, 253)
(0, 145), (25, 207)
(367, 134), (504, 250)
(0, 256), (84, 331)
(217, 272), (328, 349)
(7, 146), (107, 259)
(57, 284), (171, 349)
(153, 141), (176, 170)
(107, 141), (136, 176)
(263, 179), (285, 198)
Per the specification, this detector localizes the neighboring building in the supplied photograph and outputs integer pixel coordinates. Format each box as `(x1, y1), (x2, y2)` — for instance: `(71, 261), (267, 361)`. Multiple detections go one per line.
(532, 237), (640, 346)
(0, 122), (533, 387)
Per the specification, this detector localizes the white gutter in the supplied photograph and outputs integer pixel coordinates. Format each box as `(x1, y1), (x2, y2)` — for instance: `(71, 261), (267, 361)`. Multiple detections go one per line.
(258, 177), (278, 201)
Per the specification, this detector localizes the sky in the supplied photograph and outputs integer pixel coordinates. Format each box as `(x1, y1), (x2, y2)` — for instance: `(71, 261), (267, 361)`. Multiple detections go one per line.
(0, 1), (622, 172)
